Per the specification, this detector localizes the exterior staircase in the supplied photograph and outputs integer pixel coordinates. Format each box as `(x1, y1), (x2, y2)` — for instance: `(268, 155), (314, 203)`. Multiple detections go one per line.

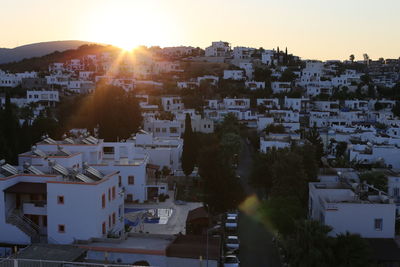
(6, 209), (40, 243)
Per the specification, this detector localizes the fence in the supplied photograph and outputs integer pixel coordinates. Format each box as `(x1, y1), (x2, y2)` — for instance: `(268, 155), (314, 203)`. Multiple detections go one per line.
(0, 258), (150, 267)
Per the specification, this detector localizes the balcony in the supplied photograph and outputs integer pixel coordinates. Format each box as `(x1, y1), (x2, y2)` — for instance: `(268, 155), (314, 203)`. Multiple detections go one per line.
(23, 201), (47, 216)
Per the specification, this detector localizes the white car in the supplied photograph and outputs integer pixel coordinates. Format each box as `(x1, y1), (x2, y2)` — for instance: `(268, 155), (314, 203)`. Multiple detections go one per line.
(225, 217), (238, 229)
(224, 255), (240, 267)
(226, 212), (238, 218)
(226, 235), (240, 249)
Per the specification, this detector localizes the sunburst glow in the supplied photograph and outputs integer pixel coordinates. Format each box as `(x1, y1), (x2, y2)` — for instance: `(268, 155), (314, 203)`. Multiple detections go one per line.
(84, 2), (179, 50)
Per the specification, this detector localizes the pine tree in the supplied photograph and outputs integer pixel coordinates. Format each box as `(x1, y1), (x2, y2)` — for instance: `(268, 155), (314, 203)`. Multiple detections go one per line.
(182, 114), (196, 176)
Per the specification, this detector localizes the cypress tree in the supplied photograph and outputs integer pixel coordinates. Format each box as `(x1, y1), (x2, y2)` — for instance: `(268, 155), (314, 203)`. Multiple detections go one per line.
(182, 114), (196, 176)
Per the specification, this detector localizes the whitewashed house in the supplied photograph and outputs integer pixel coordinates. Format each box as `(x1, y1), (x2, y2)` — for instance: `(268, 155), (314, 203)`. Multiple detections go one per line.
(309, 180), (396, 238)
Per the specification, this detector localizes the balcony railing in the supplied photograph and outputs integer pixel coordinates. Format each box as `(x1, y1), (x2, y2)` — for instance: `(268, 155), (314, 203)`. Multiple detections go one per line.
(22, 201), (47, 216)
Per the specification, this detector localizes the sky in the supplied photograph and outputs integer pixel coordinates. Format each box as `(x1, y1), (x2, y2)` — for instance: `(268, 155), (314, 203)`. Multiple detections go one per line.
(1, 0), (399, 60)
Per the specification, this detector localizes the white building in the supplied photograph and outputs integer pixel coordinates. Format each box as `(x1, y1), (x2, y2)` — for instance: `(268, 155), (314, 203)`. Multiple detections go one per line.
(261, 50), (275, 65)
(245, 81), (265, 90)
(26, 90), (59, 107)
(233, 46), (255, 60)
(309, 180), (396, 238)
(205, 41), (231, 57)
(0, 157), (124, 245)
(223, 98), (250, 110)
(34, 135), (166, 204)
(161, 96), (184, 112)
(271, 82), (291, 94)
(223, 70), (245, 80)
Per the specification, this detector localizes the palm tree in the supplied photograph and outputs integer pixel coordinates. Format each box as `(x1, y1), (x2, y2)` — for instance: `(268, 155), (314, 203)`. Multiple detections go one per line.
(349, 54), (355, 63)
(334, 232), (371, 267)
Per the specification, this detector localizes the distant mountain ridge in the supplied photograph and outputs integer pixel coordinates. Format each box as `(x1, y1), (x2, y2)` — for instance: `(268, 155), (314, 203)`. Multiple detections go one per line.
(0, 40), (94, 64)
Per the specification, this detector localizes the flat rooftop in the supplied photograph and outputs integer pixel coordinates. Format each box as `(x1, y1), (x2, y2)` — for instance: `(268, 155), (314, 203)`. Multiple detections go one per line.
(78, 235), (175, 255)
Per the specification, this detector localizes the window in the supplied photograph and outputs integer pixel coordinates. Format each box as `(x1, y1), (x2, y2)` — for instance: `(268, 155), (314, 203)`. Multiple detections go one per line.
(103, 146), (114, 154)
(112, 212), (116, 225)
(128, 176), (134, 185)
(102, 194), (106, 209)
(112, 187), (116, 200)
(58, 224), (65, 233)
(394, 188), (399, 197)
(374, 218), (383, 231)
(108, 188), (111, 201)
(57, 196), (64, 204)
(156, 128), (160, 133)
(162, 128), (166, 133)
(118, 175), (122, 187)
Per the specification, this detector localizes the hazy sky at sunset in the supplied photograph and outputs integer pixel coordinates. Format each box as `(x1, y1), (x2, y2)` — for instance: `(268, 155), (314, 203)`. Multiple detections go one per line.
(1, 0), (399, 60)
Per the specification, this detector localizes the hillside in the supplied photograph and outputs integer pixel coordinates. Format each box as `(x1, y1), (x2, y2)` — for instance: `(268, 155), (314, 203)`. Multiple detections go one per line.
(0, 44), (120, 73)
(0, 40), (94, 64)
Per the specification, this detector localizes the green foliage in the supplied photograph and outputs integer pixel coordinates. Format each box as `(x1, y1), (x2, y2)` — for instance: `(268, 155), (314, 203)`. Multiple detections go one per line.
(359, 171), (387, 191)
(93, 85), (142, 141)
(305, 127), (324, 164)
(282, 222), (372, 267)
(374, 101), (383, 111)
(182, 114), (197, 176)
(253, 67), (272, 82)
(283, 220), (334, 267)
(220, 132), (242, 162)
(392, 101), (400, 117)
(197, 115), (245, 213)
(279, 69), (297, 82)
(198, 142), (244, 213)
(335, 142), (348, 158)
(333, 232), (372, 267)
(264, 124), (285, 134)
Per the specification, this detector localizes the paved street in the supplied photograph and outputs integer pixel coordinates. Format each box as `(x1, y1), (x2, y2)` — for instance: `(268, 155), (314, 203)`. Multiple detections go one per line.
(237, 138), (281, 267)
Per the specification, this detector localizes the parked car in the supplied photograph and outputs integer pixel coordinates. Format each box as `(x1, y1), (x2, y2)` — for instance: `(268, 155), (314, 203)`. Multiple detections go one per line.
(226, 235), (240, 250)
(225, 216), (238, 229)
(224, 255), (240, 267)
(226, 211), (238, 218)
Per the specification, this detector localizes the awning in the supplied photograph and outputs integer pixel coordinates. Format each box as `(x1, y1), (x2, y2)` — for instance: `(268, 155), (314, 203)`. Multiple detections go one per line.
(4, 182), (46, 194)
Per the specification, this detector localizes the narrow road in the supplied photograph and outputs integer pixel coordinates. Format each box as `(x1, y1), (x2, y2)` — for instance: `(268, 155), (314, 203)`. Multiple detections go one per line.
(237, 138), (281, 267)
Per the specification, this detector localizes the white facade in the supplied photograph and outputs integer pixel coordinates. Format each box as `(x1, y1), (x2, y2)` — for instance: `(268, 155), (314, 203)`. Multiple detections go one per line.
(0, 158), (124, 245)
(245, 81), (265, 90)
(223, 70), (245, 80)
(271, 82), (291, 94)
(309, 181), (396, 238)
(261, 50), (275, 65)
(161, 96), (184, 112)
(205, 41), (231, 57)
(223, 98), (250, 110)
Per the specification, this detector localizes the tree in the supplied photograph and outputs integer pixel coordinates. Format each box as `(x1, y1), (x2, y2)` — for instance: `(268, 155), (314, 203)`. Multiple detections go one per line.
(283, 220), (334, 267)
(374, 101), (383, 111)
(280, 69), (297, 82)
(93, 86), (142, 141)
(265, 124), (285, 134)
(333, 232), (372, 267)
(359, 171), (387, 191)
(198, 143), (244, 213)
(349, 54), (355, 63)
(181, 114), (196, 176)
(305, 127), (324, 164)
(335, 142), (348, 158)
(220, 132), (242, 163)
(392, 102), (400, 117)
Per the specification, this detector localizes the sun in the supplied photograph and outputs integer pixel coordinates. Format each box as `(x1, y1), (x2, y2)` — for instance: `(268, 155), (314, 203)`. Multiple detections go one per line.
(84, 2), (177, 50)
